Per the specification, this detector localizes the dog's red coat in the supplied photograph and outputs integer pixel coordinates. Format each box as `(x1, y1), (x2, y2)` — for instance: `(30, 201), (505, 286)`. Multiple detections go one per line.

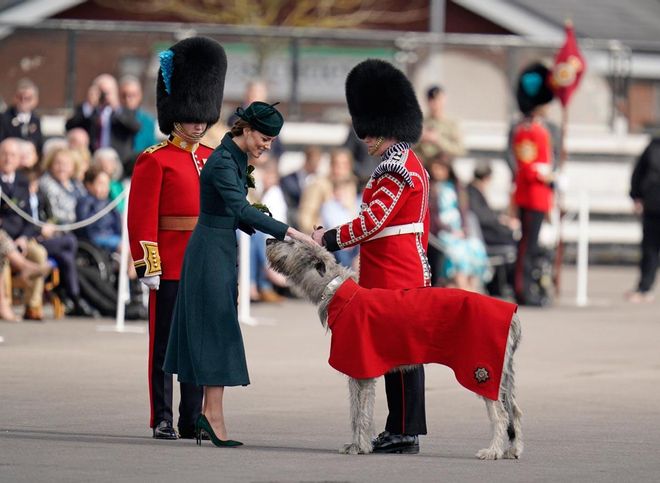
(326, 279), (517, 400)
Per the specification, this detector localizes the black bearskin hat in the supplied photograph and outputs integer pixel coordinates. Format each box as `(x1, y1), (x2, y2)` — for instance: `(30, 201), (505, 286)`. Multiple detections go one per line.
(516, 62), (554, 115)
(157, 36), (227, 135)
(345, 59), (422, 143)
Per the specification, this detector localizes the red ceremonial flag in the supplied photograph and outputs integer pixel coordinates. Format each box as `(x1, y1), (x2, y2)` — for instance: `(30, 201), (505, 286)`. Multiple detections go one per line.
(551, 20), (586, 107)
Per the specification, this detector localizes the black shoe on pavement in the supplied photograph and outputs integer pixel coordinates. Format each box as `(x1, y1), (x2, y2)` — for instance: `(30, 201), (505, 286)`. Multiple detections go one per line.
(372, 431), (419, 454)
(153, 420), (178, 440)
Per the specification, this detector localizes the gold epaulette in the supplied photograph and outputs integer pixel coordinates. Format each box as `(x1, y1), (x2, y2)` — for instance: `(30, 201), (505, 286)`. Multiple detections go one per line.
(134, 240), (162, 277)
(143, 141), (168, 154)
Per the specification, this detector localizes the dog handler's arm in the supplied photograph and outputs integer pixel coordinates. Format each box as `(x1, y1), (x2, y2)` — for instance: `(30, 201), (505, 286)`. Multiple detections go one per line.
(322, 171), (412, 251)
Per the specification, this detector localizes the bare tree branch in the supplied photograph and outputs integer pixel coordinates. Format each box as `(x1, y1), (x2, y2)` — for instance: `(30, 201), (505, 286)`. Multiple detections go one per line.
(93, 0), (429, 29)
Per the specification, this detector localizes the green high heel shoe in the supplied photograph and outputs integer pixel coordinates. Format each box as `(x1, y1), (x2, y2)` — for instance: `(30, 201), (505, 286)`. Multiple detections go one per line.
(195, 414), (243, 448)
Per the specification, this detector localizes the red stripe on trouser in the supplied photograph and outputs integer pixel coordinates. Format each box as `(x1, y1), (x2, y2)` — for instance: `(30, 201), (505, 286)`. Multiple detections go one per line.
(514, 212), (529, 297)
(400, 371), (406, 434)
(148, 290), (157, 428)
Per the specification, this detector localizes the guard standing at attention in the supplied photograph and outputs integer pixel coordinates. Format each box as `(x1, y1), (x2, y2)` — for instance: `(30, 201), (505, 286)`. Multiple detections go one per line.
(127, 36), (227, 439)
(510, 62), (556, 306)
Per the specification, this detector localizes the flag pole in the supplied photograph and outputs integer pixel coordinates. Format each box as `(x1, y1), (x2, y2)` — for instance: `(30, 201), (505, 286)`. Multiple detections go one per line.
(551, 18), (585, 296)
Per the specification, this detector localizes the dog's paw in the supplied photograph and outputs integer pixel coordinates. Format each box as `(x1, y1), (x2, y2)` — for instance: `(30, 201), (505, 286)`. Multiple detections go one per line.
(502, 447), (522, 459)
(339, 443), (371, 455)
(476, 448), (503, 460)
(359, 443), (373, 455)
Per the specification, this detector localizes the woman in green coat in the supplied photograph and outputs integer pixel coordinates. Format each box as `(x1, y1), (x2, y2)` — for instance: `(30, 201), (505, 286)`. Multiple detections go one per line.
(164, 102), (312, 447)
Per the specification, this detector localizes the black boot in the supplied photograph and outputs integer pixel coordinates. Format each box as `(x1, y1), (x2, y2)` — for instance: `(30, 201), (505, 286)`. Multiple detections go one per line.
(153, 420), (177, 440)
(372, 431), (420, 454)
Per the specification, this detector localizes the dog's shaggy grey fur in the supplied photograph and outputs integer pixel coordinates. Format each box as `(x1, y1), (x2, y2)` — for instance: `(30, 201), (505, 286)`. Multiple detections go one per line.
(266, 239), (523, 459)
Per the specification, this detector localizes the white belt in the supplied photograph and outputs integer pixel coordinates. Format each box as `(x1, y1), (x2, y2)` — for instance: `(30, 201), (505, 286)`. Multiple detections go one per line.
(370, 222), (424, 241)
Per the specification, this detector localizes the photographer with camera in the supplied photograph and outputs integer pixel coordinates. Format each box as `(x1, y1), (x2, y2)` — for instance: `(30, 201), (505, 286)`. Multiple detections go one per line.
(65, 74), (140, 175)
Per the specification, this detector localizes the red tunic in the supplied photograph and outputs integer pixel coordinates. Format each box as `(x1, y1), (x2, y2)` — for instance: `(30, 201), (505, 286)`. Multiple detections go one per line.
(127, 136), (213, 280)
(333, 145), (431, 289)
(326, 278), (517, 401)
(512, 119), (554, 213)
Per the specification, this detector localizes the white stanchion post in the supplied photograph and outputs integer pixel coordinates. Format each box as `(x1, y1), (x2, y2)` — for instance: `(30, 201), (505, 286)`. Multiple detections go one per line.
(98, 182), (144, 334)
(115, 204), (130, 329)
(238, 231), (257, 326)
(576, 190), (590, 307)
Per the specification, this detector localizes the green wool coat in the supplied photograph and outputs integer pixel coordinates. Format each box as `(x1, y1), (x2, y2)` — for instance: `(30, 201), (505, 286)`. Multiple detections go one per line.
(163, 133), (288, 386)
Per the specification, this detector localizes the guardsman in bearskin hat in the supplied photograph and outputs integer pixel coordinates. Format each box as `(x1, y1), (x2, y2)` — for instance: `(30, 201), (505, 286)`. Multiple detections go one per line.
(510, 62), (556, 306)
(312, 59), (431, 454)
(127, 36), (227, 439)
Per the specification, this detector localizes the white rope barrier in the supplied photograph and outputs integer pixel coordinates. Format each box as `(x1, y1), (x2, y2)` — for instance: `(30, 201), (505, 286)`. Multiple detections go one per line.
(0, 187), (128, 231)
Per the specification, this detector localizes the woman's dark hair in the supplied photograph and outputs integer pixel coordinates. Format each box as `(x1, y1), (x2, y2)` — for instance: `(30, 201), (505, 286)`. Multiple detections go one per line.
(427, 85), (444, 100)
(427, 151), (470, 233)
(83, 165), (106, 185)
(230, 118), (251, 137)
(473, 162), (493, 181)
(24, 165), (44, 182)
(426, 151), (458, 184)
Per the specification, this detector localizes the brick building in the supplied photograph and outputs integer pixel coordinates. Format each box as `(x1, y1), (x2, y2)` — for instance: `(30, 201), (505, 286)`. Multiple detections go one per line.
(0, 0), (659, 132)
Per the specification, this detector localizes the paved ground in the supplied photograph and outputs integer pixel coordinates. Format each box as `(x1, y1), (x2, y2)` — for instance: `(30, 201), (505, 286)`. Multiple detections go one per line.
(1, 266), (659, 483)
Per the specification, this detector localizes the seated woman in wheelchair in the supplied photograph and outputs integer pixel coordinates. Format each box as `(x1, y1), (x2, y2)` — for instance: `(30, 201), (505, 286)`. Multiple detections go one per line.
(76, 166), (122, 252)
(76, 165), (137, 277)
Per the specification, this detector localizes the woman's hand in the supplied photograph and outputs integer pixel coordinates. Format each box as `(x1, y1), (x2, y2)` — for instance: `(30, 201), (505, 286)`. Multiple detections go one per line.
(286, 227), (315, 245)
(40, 223), (56, 240)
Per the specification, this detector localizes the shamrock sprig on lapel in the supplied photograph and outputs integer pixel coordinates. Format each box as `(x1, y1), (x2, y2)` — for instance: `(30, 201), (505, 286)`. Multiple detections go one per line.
(246, 164), (256, 189)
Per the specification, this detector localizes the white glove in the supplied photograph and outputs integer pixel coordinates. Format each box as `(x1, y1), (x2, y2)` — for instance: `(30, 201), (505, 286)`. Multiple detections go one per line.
(554, 170), (569, 193)
(140, 275), (161, 291)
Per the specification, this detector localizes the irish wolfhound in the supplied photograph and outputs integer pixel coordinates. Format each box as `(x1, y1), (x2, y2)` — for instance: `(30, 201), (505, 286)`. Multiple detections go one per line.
(265, 239), (523, 460)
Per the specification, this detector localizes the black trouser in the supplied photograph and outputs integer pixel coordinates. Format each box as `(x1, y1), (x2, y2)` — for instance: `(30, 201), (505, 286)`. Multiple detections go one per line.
(41, 233), (79, 297)
(427, 244), (443, 287)
(149, 280), (203, 430)
(514, 208), (545, 304)
(384, 366), (427, 435)
(637, 212), (660, 293)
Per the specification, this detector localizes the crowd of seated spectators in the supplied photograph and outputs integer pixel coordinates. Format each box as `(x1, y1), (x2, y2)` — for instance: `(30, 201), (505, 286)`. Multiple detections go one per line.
(0, 73), (154, 321)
